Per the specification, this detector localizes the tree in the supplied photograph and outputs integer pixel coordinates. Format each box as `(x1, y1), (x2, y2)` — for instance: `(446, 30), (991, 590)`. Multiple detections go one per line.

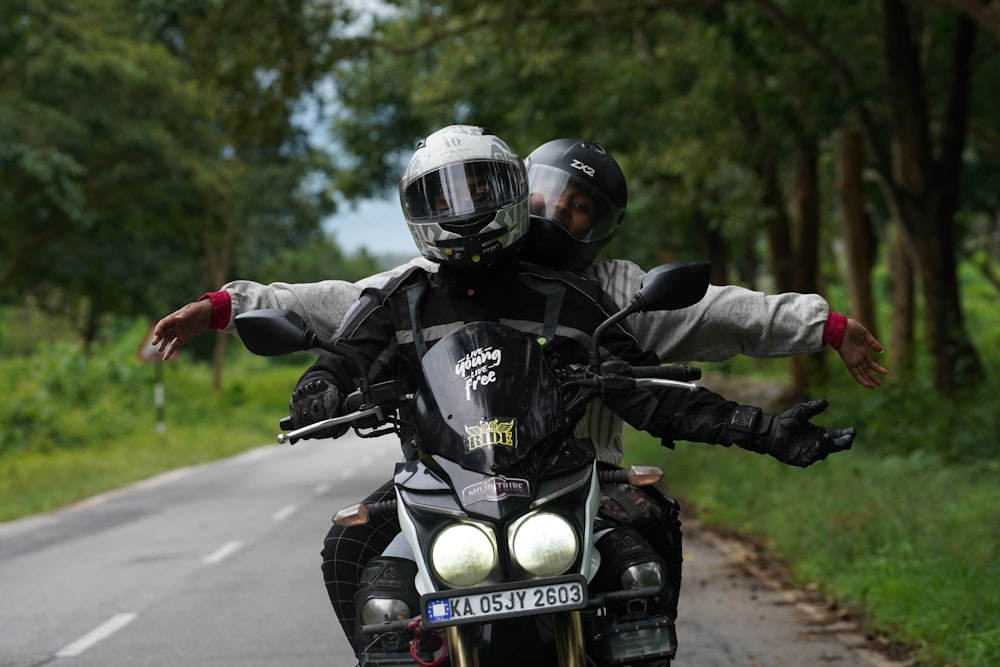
(740, 0), (990, 393)
(285, 0), (996, 393)
(0, 0), (221, 332)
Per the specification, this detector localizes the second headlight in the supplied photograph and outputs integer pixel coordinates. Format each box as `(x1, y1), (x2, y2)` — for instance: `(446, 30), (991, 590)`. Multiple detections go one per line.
(509, 511), (579, 577)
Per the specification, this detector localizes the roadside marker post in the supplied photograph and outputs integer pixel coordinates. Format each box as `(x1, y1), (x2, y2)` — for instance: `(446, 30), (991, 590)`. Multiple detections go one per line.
(136, 323), (167, 437)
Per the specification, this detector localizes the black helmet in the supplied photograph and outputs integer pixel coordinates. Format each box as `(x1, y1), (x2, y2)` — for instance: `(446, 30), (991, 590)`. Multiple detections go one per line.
(524, 138), (627, 272)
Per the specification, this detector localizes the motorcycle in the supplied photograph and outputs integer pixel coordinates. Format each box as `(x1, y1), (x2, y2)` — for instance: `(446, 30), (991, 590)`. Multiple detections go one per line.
(235, 260), (712, 667)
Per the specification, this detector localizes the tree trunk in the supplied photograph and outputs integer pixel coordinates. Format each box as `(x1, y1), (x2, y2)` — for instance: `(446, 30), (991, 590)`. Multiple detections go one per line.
(761, 163), (796, 295)
(204, 218), (236, 395)
(696, 209), (731, 285)
(886, 225), (914, 373)
(737, 105), (803, 401)
(790, 147), (826, 398)
(834, 127), (877, 336)
(880, 0), (983, 393)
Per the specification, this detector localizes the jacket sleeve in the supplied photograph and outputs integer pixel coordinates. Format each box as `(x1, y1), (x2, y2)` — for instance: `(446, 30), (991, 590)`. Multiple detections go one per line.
(220, 257), (436, 339)
(585, 260), (831, 362)
(293, 268), (432, 396)
(294, 288), (400, 396)
(605, 385), (748, 450)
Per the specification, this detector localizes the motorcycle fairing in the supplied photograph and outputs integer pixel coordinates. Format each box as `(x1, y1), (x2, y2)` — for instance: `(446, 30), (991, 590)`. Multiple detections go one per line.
(397, 460), (603, 594)
(413, 321), (564, 476)
(395, 435), (597, 519)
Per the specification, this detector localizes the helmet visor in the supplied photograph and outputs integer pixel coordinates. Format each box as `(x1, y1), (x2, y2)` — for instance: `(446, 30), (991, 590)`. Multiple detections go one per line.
(526, 164), (623, 242)
(402, 160), (527, 224)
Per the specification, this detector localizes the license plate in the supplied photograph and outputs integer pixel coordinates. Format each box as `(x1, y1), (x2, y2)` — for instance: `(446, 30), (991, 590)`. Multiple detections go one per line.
(421, 575), (588, 628)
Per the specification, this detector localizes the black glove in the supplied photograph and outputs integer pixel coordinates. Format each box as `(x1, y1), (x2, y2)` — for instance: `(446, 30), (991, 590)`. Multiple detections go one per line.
(289, 377), (345, 438)
(727, 400), (855, 467)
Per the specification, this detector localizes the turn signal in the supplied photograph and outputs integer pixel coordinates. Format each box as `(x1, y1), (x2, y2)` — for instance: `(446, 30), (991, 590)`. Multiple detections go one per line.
(626, 466), (663, 487)
(333, 503), (370, 526)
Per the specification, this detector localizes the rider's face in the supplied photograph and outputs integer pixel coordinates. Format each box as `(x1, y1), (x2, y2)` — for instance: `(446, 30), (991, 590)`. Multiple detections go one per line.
(432, 172), (492, 212)
(530, 184), (596, 238)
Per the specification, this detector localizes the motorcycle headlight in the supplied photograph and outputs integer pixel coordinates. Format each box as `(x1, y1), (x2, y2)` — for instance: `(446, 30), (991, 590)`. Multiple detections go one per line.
(622, 561), (665, 590)
(360, 598), (413, 626)
(430, 522), (497, 588)
(509, 512), (578, 577)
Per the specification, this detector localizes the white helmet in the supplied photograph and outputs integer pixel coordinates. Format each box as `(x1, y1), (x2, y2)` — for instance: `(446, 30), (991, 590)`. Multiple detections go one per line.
(399, 125), (529, 266)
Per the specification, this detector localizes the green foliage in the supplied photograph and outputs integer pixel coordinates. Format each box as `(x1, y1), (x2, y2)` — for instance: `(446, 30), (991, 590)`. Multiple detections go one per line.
(822, 373), (999, 461)
(1, 0), (222, 294)
(1, 0), (348, 339)
(253, 235), (382, 285)
(618, 271), (1000, 666)
(0, 322), (147, 455)
(0, 317), (304, 520)
(627, 437), (1000, 667)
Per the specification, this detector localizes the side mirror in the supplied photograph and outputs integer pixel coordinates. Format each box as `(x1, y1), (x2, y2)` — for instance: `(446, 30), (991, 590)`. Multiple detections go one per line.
(588, 259), (712, 369)
(632, 260), (712, 313)
(234, 309), (315, 356)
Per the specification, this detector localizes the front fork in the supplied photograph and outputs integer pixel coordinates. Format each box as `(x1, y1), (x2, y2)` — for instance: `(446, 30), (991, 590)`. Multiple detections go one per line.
(446, 625), (478, 667)
(553, 611), (587, 666)
(445, 611), (586, 667)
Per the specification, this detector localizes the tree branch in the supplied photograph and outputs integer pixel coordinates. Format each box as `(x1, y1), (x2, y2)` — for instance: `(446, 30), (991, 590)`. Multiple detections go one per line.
(742, 0), (891, 185)
(912, 0), (1000, 41)
(368, 1), (727, 55)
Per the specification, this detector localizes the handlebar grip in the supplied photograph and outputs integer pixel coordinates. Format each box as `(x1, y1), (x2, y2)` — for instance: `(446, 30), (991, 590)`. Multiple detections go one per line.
(629, 364), (702, 381)
(277, 431), (302, 446)
(279, 416), (294, 430)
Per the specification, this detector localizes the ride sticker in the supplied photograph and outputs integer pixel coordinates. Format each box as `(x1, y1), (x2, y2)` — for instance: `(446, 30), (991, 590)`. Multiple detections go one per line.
(454, 346), (502, 400)
(465, 418), (515, 451)
(461, 475), (530, 505)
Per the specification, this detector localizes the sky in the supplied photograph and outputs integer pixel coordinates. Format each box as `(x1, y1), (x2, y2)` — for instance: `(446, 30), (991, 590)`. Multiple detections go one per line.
(323, 197), (417, 256)
(295, 72), (417, 257)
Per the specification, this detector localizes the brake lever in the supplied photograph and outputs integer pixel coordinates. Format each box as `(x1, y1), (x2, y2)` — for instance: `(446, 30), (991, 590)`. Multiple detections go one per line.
(277, 407), (382, 445)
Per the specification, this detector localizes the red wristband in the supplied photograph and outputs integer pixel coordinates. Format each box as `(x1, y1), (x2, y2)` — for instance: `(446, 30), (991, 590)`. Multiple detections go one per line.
(823, 312), (847, 350)
(199, 291), (232, 330)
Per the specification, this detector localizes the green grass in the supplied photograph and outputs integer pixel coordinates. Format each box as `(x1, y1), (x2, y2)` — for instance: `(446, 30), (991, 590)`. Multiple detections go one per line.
(624, 367), (1000, 667)
(0, 422), (281, 520)
(0, 319), (304, 521)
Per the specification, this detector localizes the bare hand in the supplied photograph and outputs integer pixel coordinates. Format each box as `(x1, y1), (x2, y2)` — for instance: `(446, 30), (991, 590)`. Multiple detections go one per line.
(837, 318), (887, 388)
(150, 299), (214, 360)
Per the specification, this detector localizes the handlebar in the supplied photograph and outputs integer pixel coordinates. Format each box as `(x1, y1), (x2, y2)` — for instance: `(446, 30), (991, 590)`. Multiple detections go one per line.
(277, 360), (701, 445)
(633, 378), (700, 392)
(626, 364), (701, 381)
(564, 361), (702, 394)
(277, 407), (384, 445)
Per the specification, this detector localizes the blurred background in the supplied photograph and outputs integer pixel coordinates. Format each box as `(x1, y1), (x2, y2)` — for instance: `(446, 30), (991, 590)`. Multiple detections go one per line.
(2, 3), (998, 664)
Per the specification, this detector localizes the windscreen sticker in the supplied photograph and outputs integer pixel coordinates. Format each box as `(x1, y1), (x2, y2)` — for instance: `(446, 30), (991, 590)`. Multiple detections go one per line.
(455, 346), (502, 400)
(465, 418), (515, 450)
(461, 475), (531, 505)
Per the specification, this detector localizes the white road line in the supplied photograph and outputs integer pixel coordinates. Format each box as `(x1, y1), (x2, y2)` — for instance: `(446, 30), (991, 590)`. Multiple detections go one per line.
(339, 468), (354, 479)
(55, 612), (137, 657)
(203, 540), (242, 564)
(272, 505), (297, 521)
(314, 483), (330, 495)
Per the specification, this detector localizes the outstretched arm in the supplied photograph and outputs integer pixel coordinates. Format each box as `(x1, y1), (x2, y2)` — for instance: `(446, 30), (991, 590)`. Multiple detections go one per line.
(612, 386), (855, 468)
(151, 257), (435, 360)
(586, 260), (887, 389)
(151, 280), (364, 360)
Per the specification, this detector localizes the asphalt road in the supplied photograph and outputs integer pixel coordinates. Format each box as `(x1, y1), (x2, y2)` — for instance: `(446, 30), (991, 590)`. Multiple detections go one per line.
(0, 432), (892, 667)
